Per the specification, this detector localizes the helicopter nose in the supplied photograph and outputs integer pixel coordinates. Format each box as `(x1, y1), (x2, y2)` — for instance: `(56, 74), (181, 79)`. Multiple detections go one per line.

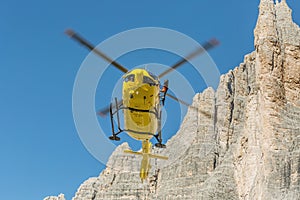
(141, 84), (149, 92)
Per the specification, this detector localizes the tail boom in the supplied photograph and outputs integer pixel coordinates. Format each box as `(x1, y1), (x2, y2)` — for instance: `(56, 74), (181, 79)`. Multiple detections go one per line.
(124, 140), (168, 181)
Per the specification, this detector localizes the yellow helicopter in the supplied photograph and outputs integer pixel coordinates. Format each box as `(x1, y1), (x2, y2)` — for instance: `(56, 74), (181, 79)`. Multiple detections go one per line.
(65, 29), (219, 181)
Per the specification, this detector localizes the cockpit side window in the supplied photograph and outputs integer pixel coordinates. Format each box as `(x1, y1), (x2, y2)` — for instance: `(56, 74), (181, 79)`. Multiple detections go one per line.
(124, 74), (135, 82)
(143, 76), (156, 86)
(148, 72), (158, 81)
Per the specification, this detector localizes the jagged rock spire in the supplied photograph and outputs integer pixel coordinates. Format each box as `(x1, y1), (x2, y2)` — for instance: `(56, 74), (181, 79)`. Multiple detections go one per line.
(255, 0), (300, 46)
(255, 0), (300, 104)
(254, 0), (277, 46)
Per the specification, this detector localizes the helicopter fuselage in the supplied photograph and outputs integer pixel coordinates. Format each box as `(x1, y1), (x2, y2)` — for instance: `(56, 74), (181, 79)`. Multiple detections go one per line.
(122, 69), (160, 141)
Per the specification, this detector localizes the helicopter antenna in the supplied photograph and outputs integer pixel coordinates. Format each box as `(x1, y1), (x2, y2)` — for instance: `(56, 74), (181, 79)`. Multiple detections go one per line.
(65, 29), (129, 73)
(158, 38), (219, 79)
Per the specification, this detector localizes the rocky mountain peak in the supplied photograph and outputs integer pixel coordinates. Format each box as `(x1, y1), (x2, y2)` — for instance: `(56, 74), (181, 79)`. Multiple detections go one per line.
(45, 1), (300, 199)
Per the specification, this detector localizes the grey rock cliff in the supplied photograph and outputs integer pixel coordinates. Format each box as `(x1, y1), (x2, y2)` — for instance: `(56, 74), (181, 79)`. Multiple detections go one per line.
(45, 0), (300, 199)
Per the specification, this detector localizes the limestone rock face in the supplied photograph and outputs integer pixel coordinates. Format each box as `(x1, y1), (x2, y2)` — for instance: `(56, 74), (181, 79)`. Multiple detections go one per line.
(45, 1), (300, 199)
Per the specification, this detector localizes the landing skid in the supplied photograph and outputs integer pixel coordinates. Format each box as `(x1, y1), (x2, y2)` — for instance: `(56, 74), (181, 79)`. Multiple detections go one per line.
(154, 143), (166, 148)
(109, 98), (124, 141)
(109, 135), (120, 141)
(108, 97), (167, 148)
(153, 108), (166, 148)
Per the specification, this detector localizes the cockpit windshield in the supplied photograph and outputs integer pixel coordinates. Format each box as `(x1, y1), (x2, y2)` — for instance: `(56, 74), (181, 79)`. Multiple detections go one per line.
(143, 76), (156, 86)
(124, 74), (135, 82)
(148, 72), (158, 81)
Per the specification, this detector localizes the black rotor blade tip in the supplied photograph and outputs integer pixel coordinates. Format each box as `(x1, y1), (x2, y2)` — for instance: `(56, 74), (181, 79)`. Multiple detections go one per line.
(97, 111), (107, 117)
(65, 29), (76, 37)
(209, 38), (220, 46)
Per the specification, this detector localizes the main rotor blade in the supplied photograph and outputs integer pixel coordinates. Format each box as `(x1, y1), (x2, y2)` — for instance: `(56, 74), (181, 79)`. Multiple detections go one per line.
(158, 38), (219, 79)
(98, 106), (111, 117)
(98, 99), (123, 117)
(65, 29), (129, 73)
(166, 93), (191, 107)
(166, 93), (212, 117)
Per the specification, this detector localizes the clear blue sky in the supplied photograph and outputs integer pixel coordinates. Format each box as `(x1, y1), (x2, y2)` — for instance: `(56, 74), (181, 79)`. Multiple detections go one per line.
(1, 0), (299, 199)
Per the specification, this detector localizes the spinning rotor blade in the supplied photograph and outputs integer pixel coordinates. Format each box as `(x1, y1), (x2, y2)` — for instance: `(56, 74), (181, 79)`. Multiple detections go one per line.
(166, 93), (212, 117)
(166, 93), (191, 107)
(98, 106), (111, 117)
(98, 99), (123, 117)
(65, 29), (129, 73)
(158, 38), (219, 79)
